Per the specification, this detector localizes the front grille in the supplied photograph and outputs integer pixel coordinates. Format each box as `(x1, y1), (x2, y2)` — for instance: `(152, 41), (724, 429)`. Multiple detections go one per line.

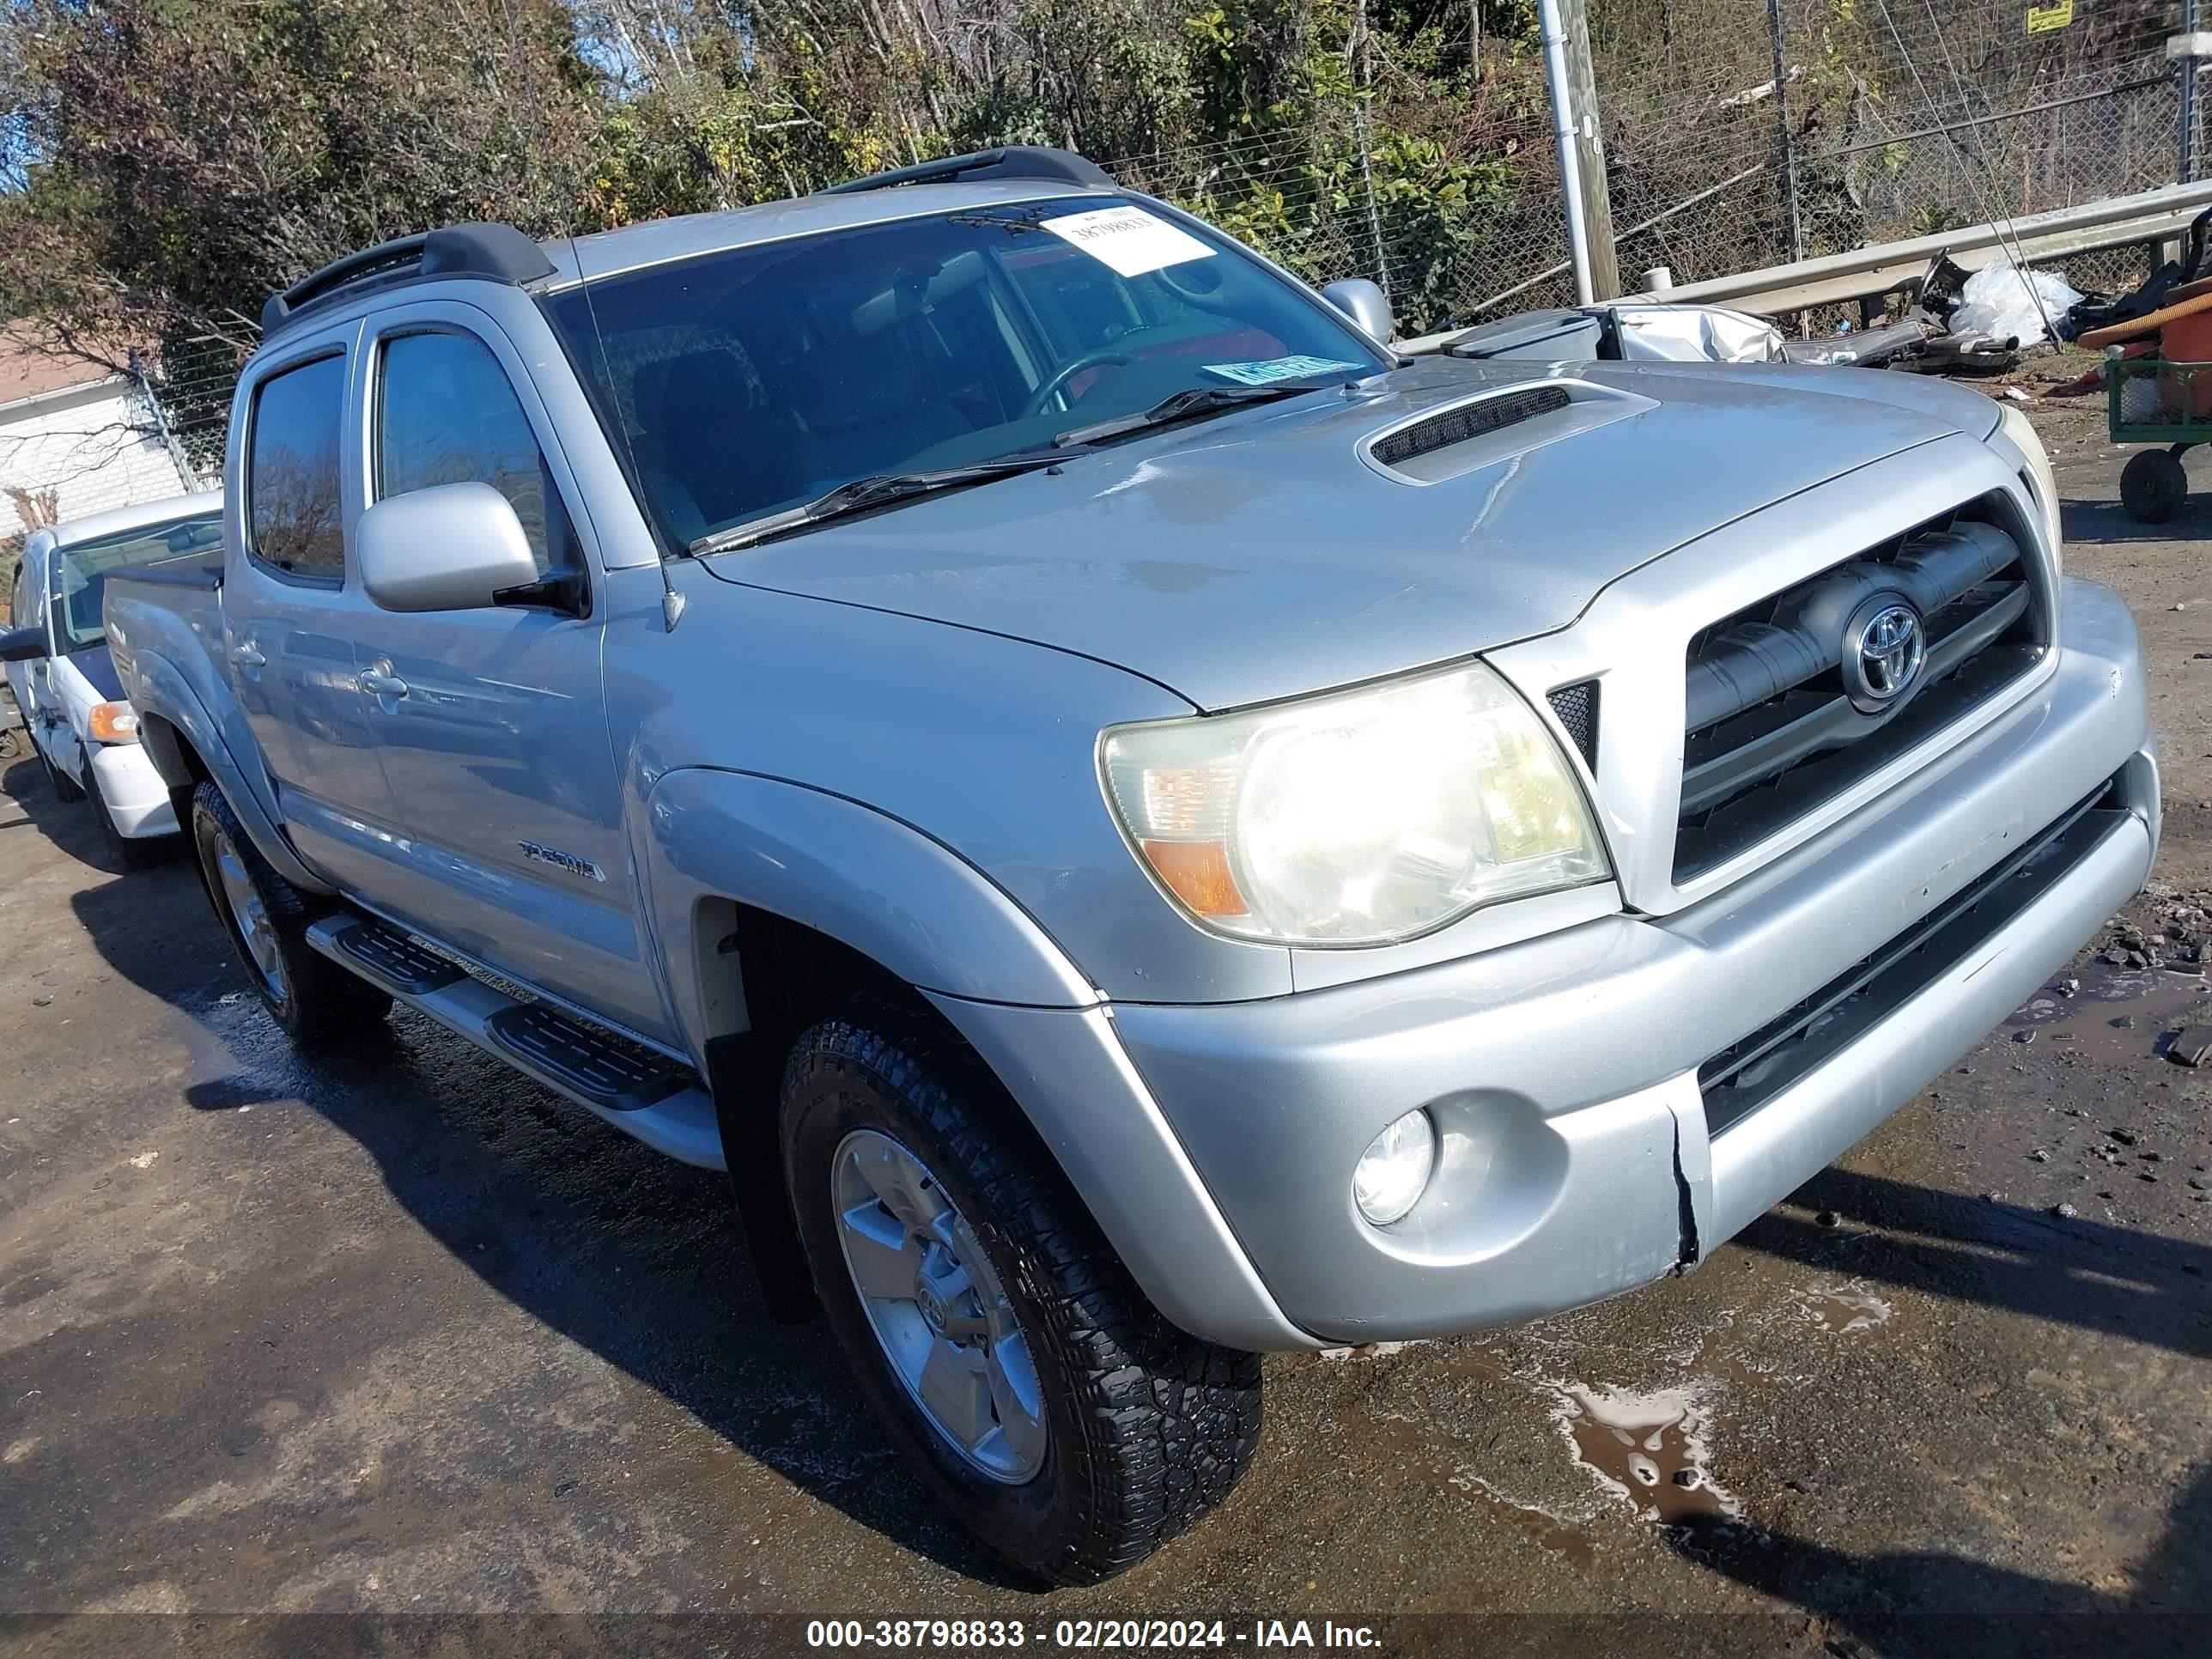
(1698, 776), (2126, 1136)
(1674, 495), (2046, 881)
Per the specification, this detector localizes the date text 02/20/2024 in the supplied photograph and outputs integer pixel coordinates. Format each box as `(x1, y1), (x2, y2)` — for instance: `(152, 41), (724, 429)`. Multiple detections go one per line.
(805, 1620), (1383, 1649)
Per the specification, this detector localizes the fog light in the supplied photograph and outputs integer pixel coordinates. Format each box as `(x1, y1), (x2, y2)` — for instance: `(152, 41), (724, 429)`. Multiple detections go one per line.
(1353, 1109), (1437, 1226)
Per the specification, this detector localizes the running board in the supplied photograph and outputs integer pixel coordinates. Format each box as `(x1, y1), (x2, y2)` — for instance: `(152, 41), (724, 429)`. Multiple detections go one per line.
(305, 915), (725, 1170)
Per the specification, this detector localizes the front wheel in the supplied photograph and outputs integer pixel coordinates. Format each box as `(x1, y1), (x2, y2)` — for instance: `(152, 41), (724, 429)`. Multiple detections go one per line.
(189, 780), (391, 1046)
(781, 1003), (1262, 1584)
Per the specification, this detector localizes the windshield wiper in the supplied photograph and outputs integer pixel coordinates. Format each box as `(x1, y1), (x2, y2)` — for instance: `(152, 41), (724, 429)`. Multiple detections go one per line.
(1052, 377), (1347, 448)
(688, 453), (1070, 556)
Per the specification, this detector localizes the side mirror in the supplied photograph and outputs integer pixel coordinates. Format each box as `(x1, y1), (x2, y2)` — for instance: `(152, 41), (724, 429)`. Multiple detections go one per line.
(0, 624), (46, 664)
(1322, 277), (1395, 345)
(358, 482), (542, 614)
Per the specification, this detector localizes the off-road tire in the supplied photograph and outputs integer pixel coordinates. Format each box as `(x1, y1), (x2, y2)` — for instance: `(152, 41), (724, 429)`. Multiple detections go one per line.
(189, 779), (391, 1046)
(40, 734), (85, 802)
(2120, 447), (2187, 524)
(87, 751), (167, 870)
(782, 1001), (1263, 1584)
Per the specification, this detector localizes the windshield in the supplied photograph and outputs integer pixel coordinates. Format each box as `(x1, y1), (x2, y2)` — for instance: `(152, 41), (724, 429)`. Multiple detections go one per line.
(51, 512), (224, 650)
(543, 196), (1389, 550)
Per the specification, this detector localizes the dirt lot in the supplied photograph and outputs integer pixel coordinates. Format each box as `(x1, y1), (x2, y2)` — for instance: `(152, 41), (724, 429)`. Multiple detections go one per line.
(1, 410), (2208, 1657)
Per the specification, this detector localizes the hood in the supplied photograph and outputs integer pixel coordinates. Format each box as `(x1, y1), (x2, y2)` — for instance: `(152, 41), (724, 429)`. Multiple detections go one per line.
(703, 356), (1992, 712)
(66, 641), (125, 702)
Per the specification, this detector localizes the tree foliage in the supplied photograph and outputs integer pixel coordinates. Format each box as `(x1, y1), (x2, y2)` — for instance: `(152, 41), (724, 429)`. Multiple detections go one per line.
(0, 0), (1540, 365)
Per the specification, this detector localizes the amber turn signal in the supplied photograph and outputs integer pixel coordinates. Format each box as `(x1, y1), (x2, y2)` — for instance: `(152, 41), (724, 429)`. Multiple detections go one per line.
(1137, 838), (1249, 919)
(88, 702), (140, 744)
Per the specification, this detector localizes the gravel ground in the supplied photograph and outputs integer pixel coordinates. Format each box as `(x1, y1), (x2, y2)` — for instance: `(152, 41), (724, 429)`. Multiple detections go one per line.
(0, 411), (2206, 1658)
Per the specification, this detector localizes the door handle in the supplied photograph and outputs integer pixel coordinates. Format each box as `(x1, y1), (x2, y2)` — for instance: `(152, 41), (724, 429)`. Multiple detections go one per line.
(231, 643), (266, 668)
(359, 669), (409, 700)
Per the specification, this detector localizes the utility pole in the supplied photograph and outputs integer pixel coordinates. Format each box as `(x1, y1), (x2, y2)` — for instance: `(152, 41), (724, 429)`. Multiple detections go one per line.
(1351, 0), (1392, 302)
(1540, 0), (1620, 303)
(2180, 0), (2204, 186)
(1766, 0), (1804, 261)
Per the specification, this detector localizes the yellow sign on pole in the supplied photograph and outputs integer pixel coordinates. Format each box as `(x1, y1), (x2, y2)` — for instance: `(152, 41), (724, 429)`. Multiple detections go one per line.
(2027, 1), (2075, 31)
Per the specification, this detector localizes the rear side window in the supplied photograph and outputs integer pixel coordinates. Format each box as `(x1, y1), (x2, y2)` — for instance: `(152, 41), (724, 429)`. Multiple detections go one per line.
(377, 331), (563, 574)
(247, 355), (347, 580)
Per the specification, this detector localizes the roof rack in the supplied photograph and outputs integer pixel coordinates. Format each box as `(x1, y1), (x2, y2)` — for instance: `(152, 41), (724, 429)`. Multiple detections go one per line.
(819, 146), (1115, 198)
(260, 222), (558, 339)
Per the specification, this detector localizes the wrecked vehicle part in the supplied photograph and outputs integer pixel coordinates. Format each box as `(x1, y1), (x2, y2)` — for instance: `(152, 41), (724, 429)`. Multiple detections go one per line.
(1445, 302), (1784, 366)
(1782, 319), (1931, 368)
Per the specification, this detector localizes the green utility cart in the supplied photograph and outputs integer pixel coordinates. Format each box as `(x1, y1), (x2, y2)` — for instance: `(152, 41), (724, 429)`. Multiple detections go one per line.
(2106, 350), (2212, 522)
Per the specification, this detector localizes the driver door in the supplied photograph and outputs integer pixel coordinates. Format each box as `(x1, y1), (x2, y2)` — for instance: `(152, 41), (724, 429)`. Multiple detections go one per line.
(342, 307), (663, 1042)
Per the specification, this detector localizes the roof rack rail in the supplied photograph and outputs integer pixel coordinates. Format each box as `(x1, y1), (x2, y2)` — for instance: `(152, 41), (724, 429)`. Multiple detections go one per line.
(260, 222), (558, 339)
(819, 146), (1115, 198)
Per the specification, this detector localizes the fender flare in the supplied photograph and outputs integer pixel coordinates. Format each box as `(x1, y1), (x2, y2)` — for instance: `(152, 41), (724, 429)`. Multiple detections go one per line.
(128, 650), (334, 896)
(636, 767), (1099, 1061)
(635, 767), (1310, 1349)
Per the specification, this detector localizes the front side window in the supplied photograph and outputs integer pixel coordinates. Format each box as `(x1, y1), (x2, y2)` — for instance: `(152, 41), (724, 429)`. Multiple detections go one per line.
(376, 331), (562, 574)
(247, 354), (347, 579)
(543, 196), (1389, 549)
(50, 512), (223, 650)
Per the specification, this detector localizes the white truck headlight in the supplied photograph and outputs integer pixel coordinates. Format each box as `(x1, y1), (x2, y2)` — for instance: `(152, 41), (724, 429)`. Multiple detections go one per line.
(1996, 401), (2063, 567)
(1100, 659), (1608, 945)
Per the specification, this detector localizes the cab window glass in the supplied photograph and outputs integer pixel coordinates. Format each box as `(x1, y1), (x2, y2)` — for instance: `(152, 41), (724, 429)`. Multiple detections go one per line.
(377, 331), (563, 574)
(247, 354), (348, 579)
(51, 514), (222, 650)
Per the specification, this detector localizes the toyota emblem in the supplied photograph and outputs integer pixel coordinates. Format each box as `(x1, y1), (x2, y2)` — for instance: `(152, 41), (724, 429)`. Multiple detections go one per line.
(1841, 597), (1925, 713)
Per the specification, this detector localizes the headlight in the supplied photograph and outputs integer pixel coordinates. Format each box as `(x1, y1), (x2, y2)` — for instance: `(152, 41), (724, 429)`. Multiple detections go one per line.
(88, 702), (139, 744)
(1100, 659), (1609, 945)
(1996, 401), (2063, 567)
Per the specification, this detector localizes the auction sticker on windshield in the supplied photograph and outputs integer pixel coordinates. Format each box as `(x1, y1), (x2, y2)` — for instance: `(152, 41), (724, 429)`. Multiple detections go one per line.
(1042, 205), (1215, 276)
(1204, 355), (1366, 386)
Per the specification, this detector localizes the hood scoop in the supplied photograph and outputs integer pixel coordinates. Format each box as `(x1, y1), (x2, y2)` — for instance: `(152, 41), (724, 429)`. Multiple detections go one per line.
(1361, 379), (1654, 485)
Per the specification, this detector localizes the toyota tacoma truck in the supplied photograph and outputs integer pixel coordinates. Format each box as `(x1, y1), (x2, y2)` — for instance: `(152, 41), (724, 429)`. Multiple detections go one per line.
(103, 147), (2157, 1584)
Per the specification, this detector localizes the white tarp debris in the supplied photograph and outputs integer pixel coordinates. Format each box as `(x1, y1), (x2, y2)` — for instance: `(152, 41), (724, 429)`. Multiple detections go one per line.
(1948, 260), (2083, 346)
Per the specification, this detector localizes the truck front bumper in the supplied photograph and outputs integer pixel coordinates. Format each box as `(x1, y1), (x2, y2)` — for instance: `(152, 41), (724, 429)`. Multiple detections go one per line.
(935, 579), (2156, 1351)
(89, 742), (179, 838)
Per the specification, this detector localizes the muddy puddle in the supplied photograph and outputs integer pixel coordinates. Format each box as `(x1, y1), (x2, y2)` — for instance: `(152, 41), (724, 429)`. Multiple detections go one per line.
(1790, 1285), (1893, 1334)
(2005, 966), (2212, 1063)
(1352, 1410), (1596, 1565)
(1551, 1384), (1739, 1526)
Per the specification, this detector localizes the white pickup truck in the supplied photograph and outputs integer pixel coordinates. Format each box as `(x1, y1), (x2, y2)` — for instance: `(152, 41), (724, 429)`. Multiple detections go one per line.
(3, 492), (224, 863)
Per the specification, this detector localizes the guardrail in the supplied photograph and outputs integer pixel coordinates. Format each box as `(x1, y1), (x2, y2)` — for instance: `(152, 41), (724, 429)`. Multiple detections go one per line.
(1403, 179), (2212, 353)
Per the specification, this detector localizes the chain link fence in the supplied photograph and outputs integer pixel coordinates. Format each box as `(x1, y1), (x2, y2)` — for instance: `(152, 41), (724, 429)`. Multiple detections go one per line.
(103, 1), (2212, 477)
(1114, 0), (2199, 331)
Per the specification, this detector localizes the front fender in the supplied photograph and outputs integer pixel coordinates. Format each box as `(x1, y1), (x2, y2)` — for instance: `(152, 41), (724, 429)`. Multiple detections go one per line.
(126, 649), (333, 896)
(636, 767), (1100, 1063)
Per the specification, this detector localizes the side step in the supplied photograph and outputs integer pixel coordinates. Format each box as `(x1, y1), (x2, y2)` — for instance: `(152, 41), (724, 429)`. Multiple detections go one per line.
(331, 920), (465, 995)
(304, 915), (725, 1170)
(483, 1002), (686, 1113)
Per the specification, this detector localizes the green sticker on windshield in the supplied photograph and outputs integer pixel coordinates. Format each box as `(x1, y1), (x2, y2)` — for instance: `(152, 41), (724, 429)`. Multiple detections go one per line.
(1202, 355), (1364, 386)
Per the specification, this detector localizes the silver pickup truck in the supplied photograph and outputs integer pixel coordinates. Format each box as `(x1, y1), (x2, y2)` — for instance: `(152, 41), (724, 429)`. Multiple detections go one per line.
(104, 147), (2157, 1583)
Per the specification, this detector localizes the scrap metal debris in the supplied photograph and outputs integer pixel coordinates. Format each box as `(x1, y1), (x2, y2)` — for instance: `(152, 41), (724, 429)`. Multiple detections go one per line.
(2167, 1024), (2212, 1066)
